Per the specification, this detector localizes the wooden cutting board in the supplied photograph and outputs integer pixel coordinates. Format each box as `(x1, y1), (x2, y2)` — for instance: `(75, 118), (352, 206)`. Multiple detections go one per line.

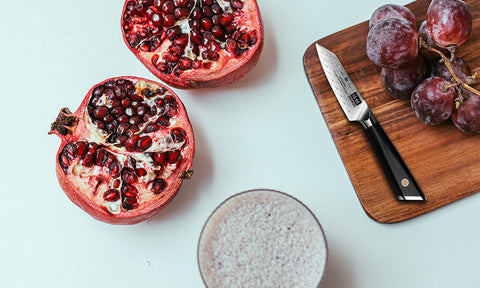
(304, 0), (480, 223)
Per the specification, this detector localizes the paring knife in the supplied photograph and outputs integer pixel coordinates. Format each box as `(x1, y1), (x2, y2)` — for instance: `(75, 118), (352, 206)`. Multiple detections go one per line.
(315, 44), (426, 201)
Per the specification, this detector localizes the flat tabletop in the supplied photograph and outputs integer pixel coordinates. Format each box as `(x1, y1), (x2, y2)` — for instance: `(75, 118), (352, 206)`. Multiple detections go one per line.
(2, 0), (480, 287)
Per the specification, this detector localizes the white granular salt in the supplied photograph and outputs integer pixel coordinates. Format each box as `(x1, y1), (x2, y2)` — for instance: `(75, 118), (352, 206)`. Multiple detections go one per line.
(198, 190), (327, 288)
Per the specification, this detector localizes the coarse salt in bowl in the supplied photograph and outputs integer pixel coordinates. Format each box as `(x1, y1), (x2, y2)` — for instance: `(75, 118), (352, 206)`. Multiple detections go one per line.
(198, 189), (328, 288)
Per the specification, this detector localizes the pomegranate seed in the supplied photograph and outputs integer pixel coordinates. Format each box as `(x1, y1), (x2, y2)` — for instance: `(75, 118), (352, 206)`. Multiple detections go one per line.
(166, 26), (182, 40)
(126, 125), (140, 137)
(137, 136), (153, 151)
(153, 152), (168, 165)
(174, 34), (188, 46)
(156, 116), (170, 126)
(151, 54), (160, 65)
(151, 13), (163, 27)
(174, 7), (189, 20)
(162, 0), (174, 13)
(93, 107), (109, 119)
(129, 116), (141, 125)
(125, 135), (140, 151)
(171, 128), (186, 143)
(122, 168), (139, 184)
(104, 189), (120, 202)
(219, 12), (234, 26)
(152, 178), (167, 194)
(173, 0), (189, 7)
(212, 26), (225, 40)
(168, 150), (182, 163)
(189, 19), (201, 30)
(118, 115), (129, 123)
(211, 4), (223, 14)
(117, 123), (130, 135)
(163, 14), (176, 27)
(121, 98), (132, 108)
(74, 141), (88, 158)
(231, 0), (243, 9)
(154, 0), (165, 8)
(202, 6), (213, 18)
(201, 18), (214, 31)
(122, 197), (138, 210)
(191, 7), (202, 19)
(144, 123), (161, 133)
(190, 42), (199, 55)
(202, 0), (213, 6)
(103, 114), (115, 123)
(125, 107), (136, 117)
(109, 160), (122, 178)
(193, 60), (202, 69)
(178, 57), (193, 70)
(158, 62), (171, 74)
(190, 29), (202, 45)
(112, 107), (124, 117)
(135, 168), (148, 177)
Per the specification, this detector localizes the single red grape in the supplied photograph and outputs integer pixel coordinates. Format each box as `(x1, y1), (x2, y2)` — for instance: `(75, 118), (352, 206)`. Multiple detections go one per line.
(431, 57), (472, 82)
(427, 0), (472, 48)
(418, 20), (449, 60)
(451, 92), (480, 134)
(381, 56), (427, 101)
(411, 76), (456, 125)
(366, 17), (419, 69)
(369, 4), (417, 29)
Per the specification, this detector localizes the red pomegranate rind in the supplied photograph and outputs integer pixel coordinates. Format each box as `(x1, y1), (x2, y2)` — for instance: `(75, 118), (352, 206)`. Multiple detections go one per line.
(50, 76), (194, 224)
(121, 0), (264, 89)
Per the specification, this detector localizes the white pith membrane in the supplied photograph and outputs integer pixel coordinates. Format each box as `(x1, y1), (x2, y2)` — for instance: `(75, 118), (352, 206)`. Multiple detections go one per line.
(123, 0), (261, 79)
(60, 80), (188, 215)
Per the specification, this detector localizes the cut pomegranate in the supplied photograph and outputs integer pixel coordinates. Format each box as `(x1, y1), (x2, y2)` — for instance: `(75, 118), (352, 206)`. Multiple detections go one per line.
(121, 0), (264, 89)
(49, 76), (194, 224)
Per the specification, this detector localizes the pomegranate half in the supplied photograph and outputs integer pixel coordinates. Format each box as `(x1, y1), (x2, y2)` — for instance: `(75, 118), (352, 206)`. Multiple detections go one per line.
(121, 0), (264, 89)
(49, 76), (194, 224)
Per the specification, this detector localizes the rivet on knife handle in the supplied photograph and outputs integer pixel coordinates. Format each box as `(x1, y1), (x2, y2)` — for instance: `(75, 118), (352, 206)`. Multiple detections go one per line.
(315, 44), (426, 201)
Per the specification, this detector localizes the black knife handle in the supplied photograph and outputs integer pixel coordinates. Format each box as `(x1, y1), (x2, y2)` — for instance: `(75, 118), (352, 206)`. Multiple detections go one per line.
(362, 113), (426, 201)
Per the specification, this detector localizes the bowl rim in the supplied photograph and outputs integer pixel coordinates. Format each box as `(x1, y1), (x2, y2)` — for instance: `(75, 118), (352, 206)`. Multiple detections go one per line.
(196, 188), (329, 288)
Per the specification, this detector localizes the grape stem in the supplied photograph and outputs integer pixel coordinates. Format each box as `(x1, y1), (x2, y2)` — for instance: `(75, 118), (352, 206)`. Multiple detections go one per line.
(419, 36), (480, 106)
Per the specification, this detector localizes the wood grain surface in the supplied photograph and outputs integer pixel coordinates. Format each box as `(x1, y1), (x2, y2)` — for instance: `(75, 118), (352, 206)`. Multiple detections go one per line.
(303, 0), (480, 223)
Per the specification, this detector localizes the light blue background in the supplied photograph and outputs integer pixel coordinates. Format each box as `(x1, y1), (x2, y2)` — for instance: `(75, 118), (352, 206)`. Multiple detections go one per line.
(2, 0), (478, 287)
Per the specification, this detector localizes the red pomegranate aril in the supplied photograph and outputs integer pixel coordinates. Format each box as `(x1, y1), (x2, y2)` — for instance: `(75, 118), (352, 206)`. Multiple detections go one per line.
(74, 141), (88, 158)
(125, 107), (136, 117)
(202, 0), (213, 5)
(168, 150), (182, 163)
(126, 125), (140, 137)
(231, 0), (243, 9)
(174, 34), (188, 46)
(118, 115), (129, 123)
(203, 6), (214, 18)
(192, 6), (202, 19)
(137, 135), (153, 151)
(124, 135), (140, 152)
(103, 114), (115, 123)
(112, 107), (125, 117)
(122, 168), (139, 184)
(121, 98), (132, 108)
(212, 26), (225, 40)
(152, 13), (163, 27)
(104, 189), (121, 202)
(135, 168), (148, 176)
(163, 14), (176, 27)
(122, 197), (138, 210)
(179, 57), (193, 70)
(153, 152), (168, 165)
(162, 0), (174, 13)
(174, 7), (189, 19)
(152, 178), (167, 194)
(219, 12), (234, 26)
(171, 128), (186, 143)
(211, 4), (223, 14)
(190, 29), (202, 45)
(117, 123), (130, 135)
(93, 107), (109, 119)
(154, 0), (164, 8)
(174, 0), (189, 6)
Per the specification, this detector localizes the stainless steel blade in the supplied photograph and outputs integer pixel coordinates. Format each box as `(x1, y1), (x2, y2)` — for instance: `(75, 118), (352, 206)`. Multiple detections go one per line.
(315, 44), (370, 123)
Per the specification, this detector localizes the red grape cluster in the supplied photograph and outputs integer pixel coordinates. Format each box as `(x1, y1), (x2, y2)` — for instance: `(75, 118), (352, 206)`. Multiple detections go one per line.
(366, 0), (480, 134)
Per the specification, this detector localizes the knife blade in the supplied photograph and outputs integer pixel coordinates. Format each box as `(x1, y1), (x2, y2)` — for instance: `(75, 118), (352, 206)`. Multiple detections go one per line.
(315, 44), (426, 201)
